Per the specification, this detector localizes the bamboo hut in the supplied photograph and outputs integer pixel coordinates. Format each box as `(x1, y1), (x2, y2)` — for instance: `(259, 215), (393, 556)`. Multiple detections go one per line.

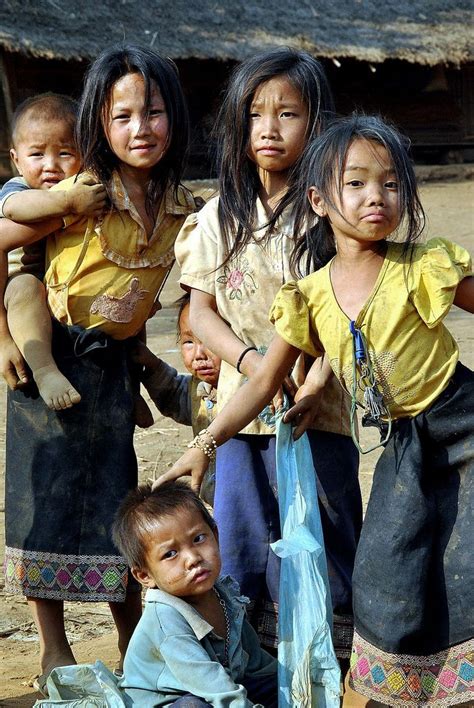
(0, 0), (473, 178)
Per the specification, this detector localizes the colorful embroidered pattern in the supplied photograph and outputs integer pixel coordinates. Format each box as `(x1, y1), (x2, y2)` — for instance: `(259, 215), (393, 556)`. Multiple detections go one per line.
(350, 631), (474, 707)
(4, 546), (130, 602)
(216, 257), (257, 301)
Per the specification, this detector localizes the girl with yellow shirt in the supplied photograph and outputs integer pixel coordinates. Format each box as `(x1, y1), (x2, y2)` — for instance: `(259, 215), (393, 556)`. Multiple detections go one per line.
(160, 115), (473, 707)
(4, 45), (197, 691)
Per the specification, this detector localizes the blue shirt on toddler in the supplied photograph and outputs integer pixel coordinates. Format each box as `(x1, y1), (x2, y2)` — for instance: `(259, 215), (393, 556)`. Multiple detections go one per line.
(121, 576), (277, 707)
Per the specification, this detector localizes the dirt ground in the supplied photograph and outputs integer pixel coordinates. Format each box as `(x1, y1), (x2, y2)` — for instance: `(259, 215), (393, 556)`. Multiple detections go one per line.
(0, 179), (472, 706)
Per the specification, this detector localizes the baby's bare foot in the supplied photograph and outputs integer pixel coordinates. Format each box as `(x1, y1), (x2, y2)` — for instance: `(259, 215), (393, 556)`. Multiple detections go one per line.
(34, 365), (81, 410)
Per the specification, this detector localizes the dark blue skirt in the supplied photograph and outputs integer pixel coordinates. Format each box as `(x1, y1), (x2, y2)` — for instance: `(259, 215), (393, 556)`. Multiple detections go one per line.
(350, 363), (474, 706)
(4, 321), (138, 602)
(214, 429), (362, 653)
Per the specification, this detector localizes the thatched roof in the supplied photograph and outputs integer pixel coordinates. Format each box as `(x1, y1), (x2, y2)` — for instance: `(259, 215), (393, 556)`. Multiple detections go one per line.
(0, 0), (472, 67)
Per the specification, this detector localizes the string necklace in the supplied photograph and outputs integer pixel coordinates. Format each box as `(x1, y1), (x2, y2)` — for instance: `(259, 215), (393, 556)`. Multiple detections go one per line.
(214, 587), (230, 667)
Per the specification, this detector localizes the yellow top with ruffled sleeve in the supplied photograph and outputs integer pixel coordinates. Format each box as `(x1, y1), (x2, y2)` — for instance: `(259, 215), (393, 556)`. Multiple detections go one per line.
(270, 238), (472, 420)
(45, 173), (196, 339)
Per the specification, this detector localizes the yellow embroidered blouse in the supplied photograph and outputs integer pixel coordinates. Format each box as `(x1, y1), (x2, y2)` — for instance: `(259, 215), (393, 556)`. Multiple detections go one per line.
(175, 195), (352, 436)
(45, 173), (195, 339)
(270, 238), (472, 420)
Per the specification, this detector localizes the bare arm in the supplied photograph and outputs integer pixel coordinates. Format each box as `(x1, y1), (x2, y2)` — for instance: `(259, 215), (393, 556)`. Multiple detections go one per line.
(0, 250), (29, 388)
(154, 333), (300, 491)
(0, 215), (63, 251)
(190, 288), (263, 376)
(3, 175), (106, 224)
(454, 275), (474, 313)
(283, 354), (333, 439)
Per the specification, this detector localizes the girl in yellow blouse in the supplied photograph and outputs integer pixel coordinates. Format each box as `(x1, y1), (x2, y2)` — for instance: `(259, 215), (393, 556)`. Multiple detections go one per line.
(3, 45), (198, 692)
(160, 115), (474, 707)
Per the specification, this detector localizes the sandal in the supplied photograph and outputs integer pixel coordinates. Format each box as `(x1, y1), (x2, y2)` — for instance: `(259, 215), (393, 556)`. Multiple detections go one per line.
(33, 672), (49, 697)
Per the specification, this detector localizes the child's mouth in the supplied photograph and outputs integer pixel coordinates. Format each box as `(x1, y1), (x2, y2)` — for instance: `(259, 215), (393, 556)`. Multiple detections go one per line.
(191, 569), (211, 584)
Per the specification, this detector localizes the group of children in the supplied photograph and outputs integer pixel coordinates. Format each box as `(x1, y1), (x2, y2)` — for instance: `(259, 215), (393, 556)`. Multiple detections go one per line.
(0, 41), (472, 708)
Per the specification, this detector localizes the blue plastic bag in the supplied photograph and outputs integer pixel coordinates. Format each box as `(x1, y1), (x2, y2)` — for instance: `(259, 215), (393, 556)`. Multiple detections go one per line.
(271, 414), (341, 707)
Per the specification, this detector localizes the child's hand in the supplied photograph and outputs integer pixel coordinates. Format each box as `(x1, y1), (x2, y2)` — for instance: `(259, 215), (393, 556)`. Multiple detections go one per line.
(131, 341), (160, 377)
(283, 381), (325, 440)
(67, 175), (107, 217)
(152, 448), (210, 494)
(0, 335), (29, 389)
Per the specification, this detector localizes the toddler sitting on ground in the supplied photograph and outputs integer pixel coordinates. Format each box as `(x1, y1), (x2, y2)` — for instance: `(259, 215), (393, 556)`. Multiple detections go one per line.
(112, 481), (277, 707)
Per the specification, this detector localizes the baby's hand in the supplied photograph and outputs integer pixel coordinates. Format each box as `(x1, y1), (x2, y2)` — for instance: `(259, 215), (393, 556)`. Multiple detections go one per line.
(67, 175), (107, 216)
(0, 334), (29, 389)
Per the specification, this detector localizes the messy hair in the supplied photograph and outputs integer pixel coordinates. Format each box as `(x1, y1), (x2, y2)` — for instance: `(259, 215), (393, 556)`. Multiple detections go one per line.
(12, 92), (78, 146)
(77, 44), (189, 215)
(112, 480), (216, 570)
(215, 47), (334, 267)
(291, 113), (425, 276)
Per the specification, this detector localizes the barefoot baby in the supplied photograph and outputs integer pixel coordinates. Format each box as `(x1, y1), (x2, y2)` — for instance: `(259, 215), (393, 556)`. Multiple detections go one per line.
(113, 481), (277, 707)
(0, 93), (106, 409)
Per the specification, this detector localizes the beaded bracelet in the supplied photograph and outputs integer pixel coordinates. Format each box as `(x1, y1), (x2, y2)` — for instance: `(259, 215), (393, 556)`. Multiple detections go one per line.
(236, 346), (258, 374)
(188, 428), (218, 461)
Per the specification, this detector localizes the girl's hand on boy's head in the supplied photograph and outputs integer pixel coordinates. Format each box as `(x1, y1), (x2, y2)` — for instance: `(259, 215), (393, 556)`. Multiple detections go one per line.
(67, 175), (107, 217)
(152, 448), (210, 494)
(0, 334), (29, 390)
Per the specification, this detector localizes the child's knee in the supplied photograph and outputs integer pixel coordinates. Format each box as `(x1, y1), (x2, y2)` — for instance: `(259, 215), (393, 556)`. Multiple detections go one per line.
(5, 274), (46, 309)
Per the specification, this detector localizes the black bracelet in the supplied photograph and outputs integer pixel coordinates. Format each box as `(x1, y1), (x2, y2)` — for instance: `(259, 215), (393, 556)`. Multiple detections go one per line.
(236, 346), (258, 374)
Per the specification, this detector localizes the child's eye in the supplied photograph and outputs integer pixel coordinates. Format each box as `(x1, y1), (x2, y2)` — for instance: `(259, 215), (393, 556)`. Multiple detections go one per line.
(280, 111), (297, 118)
(385, 181), (398, 190)
(29, 152), (43, 157)
(249, 112), (260, 119)
(162, 549), (177, 560)
(113, 114), (129, 121)
(194, 533), (206, 543)
(346, 180), (363, 187)
(60, 151), (75, 157)
(149, 109), (165, 117)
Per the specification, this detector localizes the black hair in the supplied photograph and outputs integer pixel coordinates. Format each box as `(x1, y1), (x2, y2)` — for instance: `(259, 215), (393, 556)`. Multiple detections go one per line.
(112, 480), (216, 570)
(214, 47), (334, 266)
(12, 92), (78, 146)
(176, 293), (191, 341)
(77, 44), (189, 216)
(291, 113), (425, 275)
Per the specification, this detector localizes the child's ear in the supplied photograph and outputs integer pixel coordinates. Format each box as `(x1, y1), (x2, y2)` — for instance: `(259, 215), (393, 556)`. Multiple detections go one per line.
(131, 566), (156, 589)
(308, 187), (326, 217)
(10, 148), (21, 175)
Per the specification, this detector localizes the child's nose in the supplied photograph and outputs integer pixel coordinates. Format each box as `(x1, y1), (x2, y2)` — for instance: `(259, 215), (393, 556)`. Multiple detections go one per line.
(194, 342), (208, 360)
(184, 548), (202, 569)
(260, 115), (278, 139)
(367, 187), (385, 206)
(43, 153), (60, 172)
(133, 115), (151, 137)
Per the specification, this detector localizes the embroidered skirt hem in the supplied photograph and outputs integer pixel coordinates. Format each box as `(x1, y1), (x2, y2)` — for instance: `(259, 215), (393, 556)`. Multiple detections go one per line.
(350, 632), (474, 707)
(4, 546), (130, 602)
(4, 321), (138, 602)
